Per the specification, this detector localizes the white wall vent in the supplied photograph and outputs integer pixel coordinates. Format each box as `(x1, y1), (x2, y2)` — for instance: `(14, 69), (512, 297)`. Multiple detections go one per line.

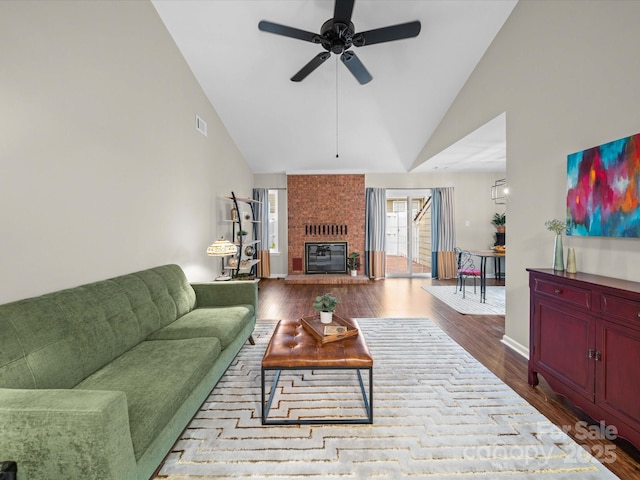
(195, 115), (207, 136)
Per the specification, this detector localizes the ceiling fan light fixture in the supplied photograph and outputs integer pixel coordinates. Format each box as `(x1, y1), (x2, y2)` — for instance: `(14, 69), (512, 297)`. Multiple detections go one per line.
(331, 44), (344, 54)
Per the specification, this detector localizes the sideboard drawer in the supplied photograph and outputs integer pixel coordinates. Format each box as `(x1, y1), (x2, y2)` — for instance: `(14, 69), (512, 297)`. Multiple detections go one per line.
(601, 293), (640, 324)
(534, 278), (592, 310)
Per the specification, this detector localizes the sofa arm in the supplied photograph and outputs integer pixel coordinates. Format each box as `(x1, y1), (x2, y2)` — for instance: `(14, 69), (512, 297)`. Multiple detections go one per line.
(0, 389), (137, 480)
(191, 280), (258, 309)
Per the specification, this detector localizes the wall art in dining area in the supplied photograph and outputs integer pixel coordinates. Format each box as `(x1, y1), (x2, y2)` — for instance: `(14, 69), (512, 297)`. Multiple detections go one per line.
(566, 131), (640, 237)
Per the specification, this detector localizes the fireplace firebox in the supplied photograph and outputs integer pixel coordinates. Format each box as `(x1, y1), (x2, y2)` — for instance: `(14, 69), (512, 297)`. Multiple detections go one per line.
(305, 242), (347, 274)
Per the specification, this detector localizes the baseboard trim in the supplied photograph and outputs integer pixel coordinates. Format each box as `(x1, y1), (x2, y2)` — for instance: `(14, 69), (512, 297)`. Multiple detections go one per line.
(501, 334), (529, 359)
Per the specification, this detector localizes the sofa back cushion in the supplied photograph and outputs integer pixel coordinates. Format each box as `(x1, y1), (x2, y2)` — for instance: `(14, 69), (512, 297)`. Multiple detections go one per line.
(0, 264), (196, 389)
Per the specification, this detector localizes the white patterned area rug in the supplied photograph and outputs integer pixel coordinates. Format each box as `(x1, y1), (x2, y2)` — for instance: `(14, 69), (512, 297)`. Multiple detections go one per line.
(422, 285), (506, 315)
(156, 319), (618, 479)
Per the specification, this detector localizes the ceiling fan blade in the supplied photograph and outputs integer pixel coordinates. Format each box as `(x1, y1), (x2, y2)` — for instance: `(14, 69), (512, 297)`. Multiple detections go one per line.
(353, 21), (421, 47)
(291, 52), (331, 82)
(340, 51), (372, 85)
(333, 0), (355, 24)
(258, 20), (319, 43)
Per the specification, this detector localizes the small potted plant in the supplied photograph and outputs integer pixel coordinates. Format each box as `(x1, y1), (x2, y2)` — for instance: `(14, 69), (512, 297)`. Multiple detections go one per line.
(346, 251), (361, 276)
(313, 293), (339, 324)
(237, 230), (248, 242)
(491, 212), (506, 233)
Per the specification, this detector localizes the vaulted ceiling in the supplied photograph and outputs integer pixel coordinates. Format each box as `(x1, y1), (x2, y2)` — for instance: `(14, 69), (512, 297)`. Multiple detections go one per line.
(152, 0), (515, 174)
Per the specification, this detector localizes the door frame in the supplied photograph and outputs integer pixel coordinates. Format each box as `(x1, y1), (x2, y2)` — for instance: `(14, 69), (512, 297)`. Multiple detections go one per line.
(385, 188), (432, 278)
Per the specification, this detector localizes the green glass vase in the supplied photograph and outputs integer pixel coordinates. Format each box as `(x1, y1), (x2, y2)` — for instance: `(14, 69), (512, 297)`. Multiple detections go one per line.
(553, 235), (564, 271)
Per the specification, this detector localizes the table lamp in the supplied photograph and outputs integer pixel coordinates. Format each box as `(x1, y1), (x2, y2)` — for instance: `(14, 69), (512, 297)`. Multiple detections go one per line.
(207, 238), (238, 281)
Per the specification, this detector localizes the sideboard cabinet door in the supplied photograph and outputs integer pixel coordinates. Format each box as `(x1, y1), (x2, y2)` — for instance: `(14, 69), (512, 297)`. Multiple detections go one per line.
(597, 319), (640, 433)
(534, 299), (595, 402)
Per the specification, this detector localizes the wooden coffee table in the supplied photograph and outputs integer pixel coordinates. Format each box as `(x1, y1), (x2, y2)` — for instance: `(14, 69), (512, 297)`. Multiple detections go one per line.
(261, 317), (373, 425)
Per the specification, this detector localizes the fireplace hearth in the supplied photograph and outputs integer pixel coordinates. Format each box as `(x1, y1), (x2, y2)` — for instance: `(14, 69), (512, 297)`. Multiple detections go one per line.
(305, 242), (347, 274)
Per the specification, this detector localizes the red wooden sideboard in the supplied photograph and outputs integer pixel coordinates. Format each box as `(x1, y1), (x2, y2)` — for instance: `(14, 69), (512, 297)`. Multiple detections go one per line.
(528, 268), (640, 449)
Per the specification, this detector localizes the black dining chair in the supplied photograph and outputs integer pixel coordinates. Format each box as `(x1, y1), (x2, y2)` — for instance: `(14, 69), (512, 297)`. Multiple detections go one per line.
(454, 247), (481, 298)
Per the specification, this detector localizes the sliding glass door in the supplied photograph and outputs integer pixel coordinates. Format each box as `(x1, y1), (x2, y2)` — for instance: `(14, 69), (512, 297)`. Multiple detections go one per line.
(385, 189), (431, 277)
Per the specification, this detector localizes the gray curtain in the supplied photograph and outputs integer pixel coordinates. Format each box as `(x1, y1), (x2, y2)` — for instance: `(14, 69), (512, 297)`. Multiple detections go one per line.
(431, 187), (457, 279)
(252, 188), (271, 278)
(365, 188), (386, 279)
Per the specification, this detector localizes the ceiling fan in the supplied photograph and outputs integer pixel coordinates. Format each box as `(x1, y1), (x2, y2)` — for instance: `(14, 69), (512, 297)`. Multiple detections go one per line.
(258, 0), (421, 85)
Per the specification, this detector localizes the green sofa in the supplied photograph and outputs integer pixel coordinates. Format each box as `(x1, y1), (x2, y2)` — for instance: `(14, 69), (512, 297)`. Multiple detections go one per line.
(0, 264), (257, 480)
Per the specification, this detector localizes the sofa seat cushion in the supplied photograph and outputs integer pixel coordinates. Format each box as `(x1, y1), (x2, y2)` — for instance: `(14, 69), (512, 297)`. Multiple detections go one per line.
(147, 305), (254, 348)
(74, 338), (221, 460)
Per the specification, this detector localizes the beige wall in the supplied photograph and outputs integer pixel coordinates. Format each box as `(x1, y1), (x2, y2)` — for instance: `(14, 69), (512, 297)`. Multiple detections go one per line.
(415, 0), (640, 354)
(0, 1), (253, 303)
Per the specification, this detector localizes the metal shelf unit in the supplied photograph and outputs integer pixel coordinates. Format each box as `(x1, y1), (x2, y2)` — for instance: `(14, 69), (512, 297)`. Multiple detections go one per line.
(226, 191), (261, 279)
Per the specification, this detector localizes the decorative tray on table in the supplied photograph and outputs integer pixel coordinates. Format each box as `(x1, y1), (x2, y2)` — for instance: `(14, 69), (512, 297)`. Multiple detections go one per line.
(301, 314), (359, 344)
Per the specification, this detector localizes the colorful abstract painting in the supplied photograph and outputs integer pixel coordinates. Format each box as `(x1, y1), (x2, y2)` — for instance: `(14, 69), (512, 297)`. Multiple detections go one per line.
(567, 132), (640, 237)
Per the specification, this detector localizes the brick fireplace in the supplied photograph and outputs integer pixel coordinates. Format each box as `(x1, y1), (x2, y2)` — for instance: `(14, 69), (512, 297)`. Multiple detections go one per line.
(287, 174), (365, 277)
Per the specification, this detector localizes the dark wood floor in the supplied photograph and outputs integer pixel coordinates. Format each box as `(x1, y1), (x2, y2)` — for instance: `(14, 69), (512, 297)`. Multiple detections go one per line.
(257, 277), (640, 479)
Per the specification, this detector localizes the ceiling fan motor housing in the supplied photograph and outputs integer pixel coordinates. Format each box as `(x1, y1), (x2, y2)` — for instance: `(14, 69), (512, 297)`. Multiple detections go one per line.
(320, 19), (356, 54)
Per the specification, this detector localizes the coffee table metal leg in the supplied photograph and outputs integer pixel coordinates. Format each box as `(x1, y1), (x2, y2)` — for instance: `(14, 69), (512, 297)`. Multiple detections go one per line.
(262, 368), (281, 425)
(368, 367), (374, 423)
(261, 367), (373, 425)
(357, 369), (373, 423)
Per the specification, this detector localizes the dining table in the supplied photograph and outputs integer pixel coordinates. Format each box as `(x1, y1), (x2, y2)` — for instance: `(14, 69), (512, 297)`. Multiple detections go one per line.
(468, 249), (505, 303)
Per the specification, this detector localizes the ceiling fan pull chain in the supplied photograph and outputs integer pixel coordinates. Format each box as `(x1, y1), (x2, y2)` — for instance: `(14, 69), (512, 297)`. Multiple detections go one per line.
(336, 55), (339, 158)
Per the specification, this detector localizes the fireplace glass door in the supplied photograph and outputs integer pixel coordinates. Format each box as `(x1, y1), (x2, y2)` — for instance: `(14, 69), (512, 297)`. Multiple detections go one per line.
(305, 242), (347, 274)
